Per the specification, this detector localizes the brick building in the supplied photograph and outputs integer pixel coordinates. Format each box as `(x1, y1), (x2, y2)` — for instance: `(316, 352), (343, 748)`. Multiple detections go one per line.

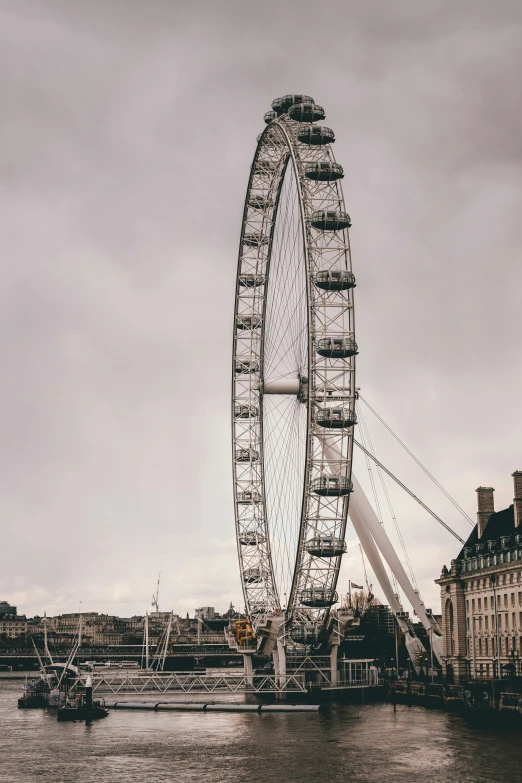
(436, 471), (522, 681)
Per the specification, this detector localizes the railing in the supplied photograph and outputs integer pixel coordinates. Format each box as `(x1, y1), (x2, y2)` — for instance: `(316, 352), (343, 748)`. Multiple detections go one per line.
(72, 671), (307, 694)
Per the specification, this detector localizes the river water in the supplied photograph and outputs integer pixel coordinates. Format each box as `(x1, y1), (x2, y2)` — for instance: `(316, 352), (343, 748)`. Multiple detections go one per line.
(2, 680), (521, 782)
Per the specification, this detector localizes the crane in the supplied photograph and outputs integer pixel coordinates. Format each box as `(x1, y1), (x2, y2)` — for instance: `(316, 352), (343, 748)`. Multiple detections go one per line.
(152, 573), (161, 613)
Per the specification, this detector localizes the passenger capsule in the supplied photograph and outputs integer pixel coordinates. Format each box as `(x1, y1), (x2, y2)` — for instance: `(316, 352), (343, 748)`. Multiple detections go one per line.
(254, 159), (278, 175)
(310, 210), (351, 231)
(239, 274), (265, 288)
(271, 94), (315, 115)
(304, 162), (344, 181)
(243, 232), (269, 247)
(300, 588), (338, 608)
(305, 536), (347, 557)
(297, 125), (335, 145)
(314, 269), (355, 291)
(315, 408), (357, 429)
(236, 315), (262, 330)
(243, 567), (264, 584)
(289, 623), (325, 644)
(236, 447), (260, 462)
(288, 103), (325, 122)
(312, 475), (353, 496)
(264, 110), (277, 124)
(234, 358), (260, 374)
(234, 404), (259, 419)
(239, 531), (266, 546)
(249, 195), (273, 210)
(237, 490), (262, 504)
(316, 336), (358, 358)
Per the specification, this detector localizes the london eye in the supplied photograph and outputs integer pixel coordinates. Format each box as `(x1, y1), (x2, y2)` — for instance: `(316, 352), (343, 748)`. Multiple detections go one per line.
(232, 94), (356, 645)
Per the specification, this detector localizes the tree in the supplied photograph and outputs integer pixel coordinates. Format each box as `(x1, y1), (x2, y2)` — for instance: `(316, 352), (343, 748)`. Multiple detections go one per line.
(342, 590), (381, 615)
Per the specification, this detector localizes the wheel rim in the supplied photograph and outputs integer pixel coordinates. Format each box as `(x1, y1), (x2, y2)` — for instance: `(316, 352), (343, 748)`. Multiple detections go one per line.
(233, 97), (356, 643)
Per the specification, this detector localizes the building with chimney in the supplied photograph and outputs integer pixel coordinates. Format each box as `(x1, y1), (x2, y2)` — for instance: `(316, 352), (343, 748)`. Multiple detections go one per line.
(436, 471), (522, 681)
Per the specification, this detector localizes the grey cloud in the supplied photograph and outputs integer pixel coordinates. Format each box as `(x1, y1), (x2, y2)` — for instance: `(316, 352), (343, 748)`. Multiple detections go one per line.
(0, 0), (521, 617)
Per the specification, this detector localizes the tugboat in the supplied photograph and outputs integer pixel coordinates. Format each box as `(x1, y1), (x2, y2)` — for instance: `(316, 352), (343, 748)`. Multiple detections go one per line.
(18, 676), (51, 709)
(57, 676), (109, 722)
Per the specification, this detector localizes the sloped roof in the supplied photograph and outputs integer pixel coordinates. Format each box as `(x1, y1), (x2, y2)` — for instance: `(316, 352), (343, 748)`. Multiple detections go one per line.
(457, 505), (517, 559)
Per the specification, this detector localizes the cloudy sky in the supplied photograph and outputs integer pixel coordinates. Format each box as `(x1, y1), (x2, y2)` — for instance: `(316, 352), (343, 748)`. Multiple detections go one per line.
(1, 0), (521, 620)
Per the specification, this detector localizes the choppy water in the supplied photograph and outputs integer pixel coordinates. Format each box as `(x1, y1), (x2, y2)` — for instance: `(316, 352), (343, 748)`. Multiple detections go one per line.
(2, 680), (522, 782)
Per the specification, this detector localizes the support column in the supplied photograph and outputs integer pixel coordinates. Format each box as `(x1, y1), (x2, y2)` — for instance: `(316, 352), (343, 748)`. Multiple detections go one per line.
(276, 640), (287, 699)
(243, 654), (253, 686)
(330, 643), (339, 687)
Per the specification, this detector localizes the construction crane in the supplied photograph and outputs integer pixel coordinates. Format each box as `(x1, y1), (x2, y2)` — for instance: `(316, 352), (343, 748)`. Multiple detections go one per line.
(152, 573), (161, 613)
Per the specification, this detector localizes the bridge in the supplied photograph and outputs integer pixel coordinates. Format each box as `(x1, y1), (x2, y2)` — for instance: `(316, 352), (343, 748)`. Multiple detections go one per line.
(72, 670), (308, 694)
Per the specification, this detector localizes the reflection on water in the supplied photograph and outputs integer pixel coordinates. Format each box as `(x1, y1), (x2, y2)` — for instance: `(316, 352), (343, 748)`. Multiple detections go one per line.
(1, 681), (522, 783)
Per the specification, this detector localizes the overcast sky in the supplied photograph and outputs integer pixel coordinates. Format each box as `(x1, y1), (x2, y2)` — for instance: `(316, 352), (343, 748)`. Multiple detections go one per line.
(1, 0), (521, 620)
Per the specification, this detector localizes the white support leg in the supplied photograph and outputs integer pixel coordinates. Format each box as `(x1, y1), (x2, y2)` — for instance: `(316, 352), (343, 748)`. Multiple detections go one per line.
(351, 473), (443, 663)
(349, 485), (428, 669)
(318, 435), (439, 668)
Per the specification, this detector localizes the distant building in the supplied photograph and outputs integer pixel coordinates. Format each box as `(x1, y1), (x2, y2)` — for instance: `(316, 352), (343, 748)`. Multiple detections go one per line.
(373, 604), (396, 635)
(0, 601), (17, 618)
(195, 607), (215, 621)
(436, 471), (522, 681)
(0, 602), (27, 639)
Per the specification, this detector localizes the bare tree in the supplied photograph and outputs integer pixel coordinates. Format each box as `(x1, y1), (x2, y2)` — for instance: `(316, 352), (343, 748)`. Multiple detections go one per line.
(342, 590), (381, 615)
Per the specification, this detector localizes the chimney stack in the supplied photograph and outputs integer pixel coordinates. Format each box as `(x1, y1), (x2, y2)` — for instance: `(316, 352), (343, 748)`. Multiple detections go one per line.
(476, 486), (495, 538)
(512, 471), (522, 529)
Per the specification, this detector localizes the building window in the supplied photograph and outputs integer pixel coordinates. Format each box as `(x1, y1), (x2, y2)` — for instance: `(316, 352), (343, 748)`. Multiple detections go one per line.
(503, 574), (507, 585)
(484, 596), (488, 610)
(511, 573), (515, 584)
(478, 597), (482, 611)
(466, 617), (470, 632)
(478, 639), (483, 655)
(479, 617), (483, 630)
(472, 599), (476, 612)
(513, 613), (517, 629)
(504, 594), (508, 609)
(518, 592), (522, 605)
(512, 593), (516, 607)
(466, 599), (469, 613)
(485, 616), (489, 630)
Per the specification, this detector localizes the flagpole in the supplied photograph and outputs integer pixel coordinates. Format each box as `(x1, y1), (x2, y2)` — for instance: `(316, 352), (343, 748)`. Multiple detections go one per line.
(348, 581), (351, 609)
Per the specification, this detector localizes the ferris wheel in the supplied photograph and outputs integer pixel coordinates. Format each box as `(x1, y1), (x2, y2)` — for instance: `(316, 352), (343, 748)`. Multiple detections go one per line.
(232, 94), (357, 643)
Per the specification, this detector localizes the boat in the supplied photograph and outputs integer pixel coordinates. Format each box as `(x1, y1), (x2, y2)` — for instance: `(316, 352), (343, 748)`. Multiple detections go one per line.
(18, 677), (50, 709)
(56, 676), (109, 722)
